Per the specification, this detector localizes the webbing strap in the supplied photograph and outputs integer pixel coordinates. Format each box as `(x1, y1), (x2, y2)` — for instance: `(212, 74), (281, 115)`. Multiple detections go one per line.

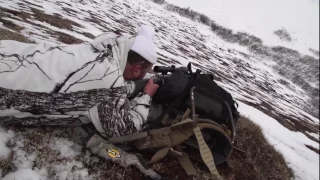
(193, 126), (222, 180)
(108, 119), (194, 144)
(178, 152), (197, 176)
(182, 108), (191, 121)
(149, 147), (170, 164)
(161, 113), (169, 125)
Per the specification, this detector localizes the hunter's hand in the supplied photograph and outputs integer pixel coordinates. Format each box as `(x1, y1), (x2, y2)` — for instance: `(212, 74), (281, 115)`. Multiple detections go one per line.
(143, 78), (159, 97)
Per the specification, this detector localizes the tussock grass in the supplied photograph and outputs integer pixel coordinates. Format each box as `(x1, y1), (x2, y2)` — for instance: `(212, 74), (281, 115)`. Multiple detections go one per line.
(0, 152), (15, 176)
(0, 28), (33, 43)
(0, 8), (26, 32)
(305, 145), (320, 154)
(222, 116), (294, 180)
(46, 31), (84, 44)
(0, 18), (24, 32)
(81, 32), (95, 39)
(31, 8), (82, 30)
(0, 7), (31, 20)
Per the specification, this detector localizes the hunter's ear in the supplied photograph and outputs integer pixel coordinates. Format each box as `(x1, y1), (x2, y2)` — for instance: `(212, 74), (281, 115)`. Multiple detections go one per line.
(132, 65), (142, 78)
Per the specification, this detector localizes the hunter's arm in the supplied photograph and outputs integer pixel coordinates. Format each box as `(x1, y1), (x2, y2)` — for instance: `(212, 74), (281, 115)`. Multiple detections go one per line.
(88, 87), (151, 138)
(0, 87), (117, 113)
(0, 87), (152, 138)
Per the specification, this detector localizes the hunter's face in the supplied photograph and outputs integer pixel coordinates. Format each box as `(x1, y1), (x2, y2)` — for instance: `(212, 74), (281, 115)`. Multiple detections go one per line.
(123, 63), (153, 81)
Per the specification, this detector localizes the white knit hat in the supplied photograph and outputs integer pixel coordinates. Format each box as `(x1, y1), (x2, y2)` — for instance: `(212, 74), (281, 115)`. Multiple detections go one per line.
(131, 25), (157, 64)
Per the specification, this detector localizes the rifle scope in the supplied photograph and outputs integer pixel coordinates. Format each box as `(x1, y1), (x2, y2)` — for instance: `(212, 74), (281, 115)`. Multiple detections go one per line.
(153, 65), (176, 74)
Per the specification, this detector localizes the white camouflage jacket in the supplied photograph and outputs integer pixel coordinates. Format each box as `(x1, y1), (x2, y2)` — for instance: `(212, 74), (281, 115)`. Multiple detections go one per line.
(0, 32), (152, 138)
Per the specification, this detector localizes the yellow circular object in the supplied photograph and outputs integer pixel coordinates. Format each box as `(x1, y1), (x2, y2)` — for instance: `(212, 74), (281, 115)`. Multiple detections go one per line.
(107, 149), (121, 158)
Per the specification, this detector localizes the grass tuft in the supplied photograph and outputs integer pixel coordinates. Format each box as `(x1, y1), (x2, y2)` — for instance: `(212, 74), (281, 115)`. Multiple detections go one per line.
(274, 28), (293, 42)
(31, 8), (82, 30)
(46, 31), (83, 44)
(0, 28), (33, 43)
(222, 116), (294, 180)
(0, 18), (24, 32)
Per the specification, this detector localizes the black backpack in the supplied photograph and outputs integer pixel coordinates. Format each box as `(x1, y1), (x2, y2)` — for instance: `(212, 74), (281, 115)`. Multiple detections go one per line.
(151, 63), (239, 133)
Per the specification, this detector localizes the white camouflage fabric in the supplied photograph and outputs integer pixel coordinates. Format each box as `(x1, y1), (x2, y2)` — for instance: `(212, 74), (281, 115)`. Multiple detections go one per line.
(0, 32), (152, 138)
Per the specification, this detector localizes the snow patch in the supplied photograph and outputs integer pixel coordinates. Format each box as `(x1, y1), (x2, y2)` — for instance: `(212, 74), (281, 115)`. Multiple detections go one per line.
(50, 160), (89, 180)
(3, 168), (47, 180)
(0, 128), (14, 159)
(306, 132), (320, 140)
(49, 138), (81, 158)
(238, 101), (319, 180)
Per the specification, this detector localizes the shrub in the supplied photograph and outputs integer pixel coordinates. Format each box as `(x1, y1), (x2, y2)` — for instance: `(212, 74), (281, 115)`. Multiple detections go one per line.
(152, 0), (166, 5)
(274, 28), (292, 42)
(199, 14), (211, 25)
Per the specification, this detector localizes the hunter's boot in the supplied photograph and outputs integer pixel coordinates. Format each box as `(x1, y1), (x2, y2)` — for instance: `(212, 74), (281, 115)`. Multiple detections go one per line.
(86, 134), (163, 180)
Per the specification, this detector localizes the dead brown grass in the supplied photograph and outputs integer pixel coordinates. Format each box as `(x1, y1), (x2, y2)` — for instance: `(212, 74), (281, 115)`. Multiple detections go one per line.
(46, 31), (83, 44)
(81, 32), (95, 39)
(31, 8), (82, 30)
(0, 28), (33, 43)
(158, 116), (294, 180)
(305, 145), (319, 154)
(0, 7), (31, 20)
(0, 8), (25, 32)
(221, 116), (294, 180)
(0, 116), (294, 180)
(0, 18), (24, 32)
(0, 151), (15, 176)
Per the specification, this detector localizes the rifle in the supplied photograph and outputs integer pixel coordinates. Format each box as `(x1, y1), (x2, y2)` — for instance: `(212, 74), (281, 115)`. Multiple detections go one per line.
(128, 65), (188, 99)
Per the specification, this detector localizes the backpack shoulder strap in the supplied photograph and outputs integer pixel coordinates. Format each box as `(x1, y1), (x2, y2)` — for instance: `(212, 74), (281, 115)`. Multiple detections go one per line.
(193, 125), (222, 180)
(177, 152), (198, 176)
(108, 118), (194, 144)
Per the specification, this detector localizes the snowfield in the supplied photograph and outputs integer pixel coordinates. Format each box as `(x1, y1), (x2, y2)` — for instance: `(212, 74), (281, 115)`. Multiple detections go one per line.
(0, 0), (319, 179)
(165, 0), (319, 56)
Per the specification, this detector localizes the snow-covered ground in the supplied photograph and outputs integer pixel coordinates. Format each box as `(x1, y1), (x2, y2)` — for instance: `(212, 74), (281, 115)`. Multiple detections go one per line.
(165, 0), (320, 56)
(0, 0), (319, 179)
(0, 127), (93, 180)
(239, 102), (319, 180)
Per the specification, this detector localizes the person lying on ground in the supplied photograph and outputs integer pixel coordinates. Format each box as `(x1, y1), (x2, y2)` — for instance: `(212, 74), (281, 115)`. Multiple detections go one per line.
(0, 25), (159, 138)
(0, 25), (164, 179)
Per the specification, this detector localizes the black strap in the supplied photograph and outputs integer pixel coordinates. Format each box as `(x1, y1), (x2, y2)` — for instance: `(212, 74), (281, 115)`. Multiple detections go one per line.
(187, 62), (193, 74)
